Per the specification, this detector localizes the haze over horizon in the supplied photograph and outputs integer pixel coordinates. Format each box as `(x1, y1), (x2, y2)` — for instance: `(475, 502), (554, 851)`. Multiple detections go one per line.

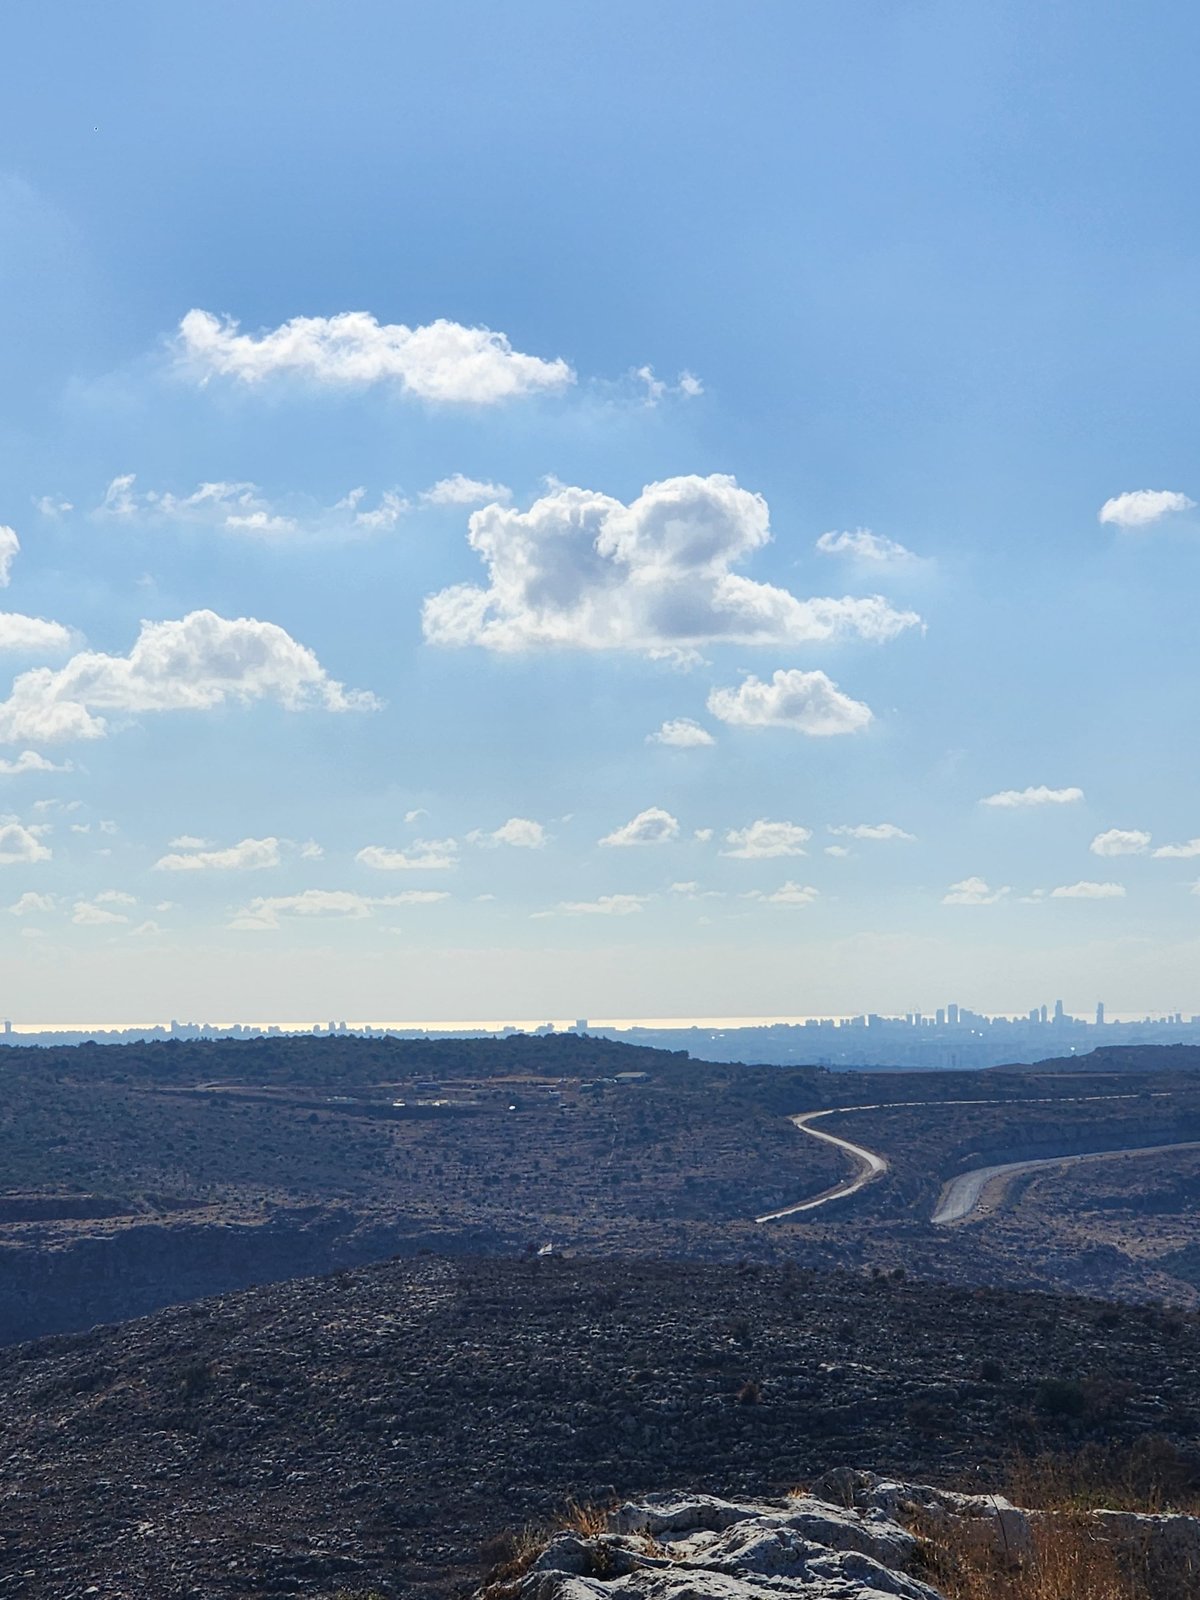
(3, 2), (1200, 1021)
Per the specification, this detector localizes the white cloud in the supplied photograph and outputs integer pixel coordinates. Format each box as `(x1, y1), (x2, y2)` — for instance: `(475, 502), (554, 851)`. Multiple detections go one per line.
(467, 817), (547, 849)
(168, 834), (210, 849)
(72, 900), (128, 926)
(344, 489), (409, 531)
(421, 474), (512, 507)
(1153, 838), (1200, 859)
(828, 822), (915, 841)
(942, 876), (1010, 906)
(95, 890), (136, 906)
(177, 309), (574, 404)
(0, 615), (74, 654)
(634, 366), (704, 404)
(1051, 881), (1126, 899)
(1098, 490), (1195, 529)
(693, 827), (714, 843)
(722, 820), (811, 859)
(224, 510), (298, 536)
(356, 839), (459, 871)
(34, 496), (73, 517)
(669, 880), (699, 894)
(0, 750), (69, 776)
(1090, 828), (1151, 857)
(647, 718), (715, 748)
(299, 839), (324, 860)
(0, 527), (18, 587)
(0, 610), (375, 745)
(422, 475), (921, 655)
(825, 845), (852, 858)
(154, 836), (282, 872)
(129, 919), (163, 937)
(708, 670), (873, 736)
(9, 891), (54, 914)
(0, 821), (51, 865)
(743, 881), (820, 906)
(815, 528), (917, 563)
(599, 807), (680, 847)
(404, 808), (428, 823)
(980, 785), (1084, 809)
(540, 893), (649, 917)
(231, 887), (449, 930)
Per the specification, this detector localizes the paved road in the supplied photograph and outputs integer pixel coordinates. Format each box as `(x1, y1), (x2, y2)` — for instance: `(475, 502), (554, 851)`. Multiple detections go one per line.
(754, 1111), (889, 1221)
(932, 1138), (1200, 1225)
(757, 1091), (1177, 1225)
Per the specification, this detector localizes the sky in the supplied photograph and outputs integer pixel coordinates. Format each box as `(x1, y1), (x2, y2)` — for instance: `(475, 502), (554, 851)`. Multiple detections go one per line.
(2, 0), (1200, 1024)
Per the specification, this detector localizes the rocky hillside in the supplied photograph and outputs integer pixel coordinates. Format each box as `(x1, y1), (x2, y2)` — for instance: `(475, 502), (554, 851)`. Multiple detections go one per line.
(2, 1254), (1199, 1598)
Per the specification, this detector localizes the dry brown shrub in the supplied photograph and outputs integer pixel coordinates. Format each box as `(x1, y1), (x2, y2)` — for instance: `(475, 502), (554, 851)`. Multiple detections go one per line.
(914, 1508), (1143, 1600)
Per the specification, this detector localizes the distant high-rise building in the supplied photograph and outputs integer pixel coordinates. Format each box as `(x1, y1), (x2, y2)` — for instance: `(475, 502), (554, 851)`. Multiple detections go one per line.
(574, 1019), (589, 1033)
(935, 1008), (945, 1026)
(1096, 1002), (1105, 1027)
(1054, 999), (1064, 1023)
(947, 1003), (960, 1025)
(1040, 1004), (1048, 1024)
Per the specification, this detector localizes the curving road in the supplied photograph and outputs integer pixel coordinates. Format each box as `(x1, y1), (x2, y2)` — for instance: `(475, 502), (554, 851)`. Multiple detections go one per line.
(754, 1110), (889, 1221)
(932, 1138), (1200, 1225)
(756, 1091), (1180, 1225)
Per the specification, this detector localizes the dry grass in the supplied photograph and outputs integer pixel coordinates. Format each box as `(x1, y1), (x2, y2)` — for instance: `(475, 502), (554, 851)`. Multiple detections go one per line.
(561, 1500), (612, 1538)
(914, 1509), (1144, 1600)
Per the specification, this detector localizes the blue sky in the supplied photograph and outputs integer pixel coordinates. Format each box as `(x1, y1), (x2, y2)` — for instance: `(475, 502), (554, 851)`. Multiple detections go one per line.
(2, 0), (1200, 1023)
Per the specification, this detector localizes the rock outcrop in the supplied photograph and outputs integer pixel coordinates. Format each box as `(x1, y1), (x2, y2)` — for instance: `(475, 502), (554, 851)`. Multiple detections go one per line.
(497, 1478), (1200, 1600)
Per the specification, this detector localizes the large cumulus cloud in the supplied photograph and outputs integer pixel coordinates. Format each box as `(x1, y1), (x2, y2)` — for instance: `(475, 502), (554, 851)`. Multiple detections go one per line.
(421, 475), (921, 655)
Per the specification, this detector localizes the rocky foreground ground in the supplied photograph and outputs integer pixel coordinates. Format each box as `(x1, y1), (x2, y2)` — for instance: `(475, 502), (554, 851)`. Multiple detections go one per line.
(2, 1254), (1199, 1598)
(503, 1479), (1200, 1600)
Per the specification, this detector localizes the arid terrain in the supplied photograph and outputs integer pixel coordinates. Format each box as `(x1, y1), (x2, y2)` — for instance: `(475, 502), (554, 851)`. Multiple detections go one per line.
(3, 1253), (1199, 1600)
(4, 1036), (1200, 1344)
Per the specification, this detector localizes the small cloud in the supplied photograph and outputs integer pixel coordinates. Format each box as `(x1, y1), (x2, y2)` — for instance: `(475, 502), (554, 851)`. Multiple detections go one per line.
(743, 881), (820, 907)
(94, 889), (136, 906)
(0, 821), (51, 866)
(155, 837), (282, 871)
(693, 828), (714, 843)
(420, 474), (512, 507)
(467, 817), (547, 849)
(177, 308), (575, 403)
(669, 881), (699, 895)
(1098, 490), (1195, 529)
(942, 876), (1010, 906)
(980, 785), (1084, 809)
(34, 496), (73, 517)
(647, 718), (715, 748)
(168, 834), (211, 850)
(129, 919), (163, 937)
(634, 366), (704, 405)
(1090, 828), (1151, 857)
(0, 750), (70, 777)
(0, 527), (17, 588)
(1051, 881), (1126, 899)
(1153, 838), (1200, 859)
(299, 839), (324, 860)
(9, 891), (55, 915)
(356, 839), (458, 870)
(540, 893), (649, 917)
(599, 808), (680, 847)
(824, 845), (852, 859)
(708, 669), (873, 737)
(722, 820), (811, 860)
(404, 808), (428, 824)
(230, 887), (449, 930)
(815, 528), (917, 563)
(828, 822), (915, 842)
(72, 900), (128, 926)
